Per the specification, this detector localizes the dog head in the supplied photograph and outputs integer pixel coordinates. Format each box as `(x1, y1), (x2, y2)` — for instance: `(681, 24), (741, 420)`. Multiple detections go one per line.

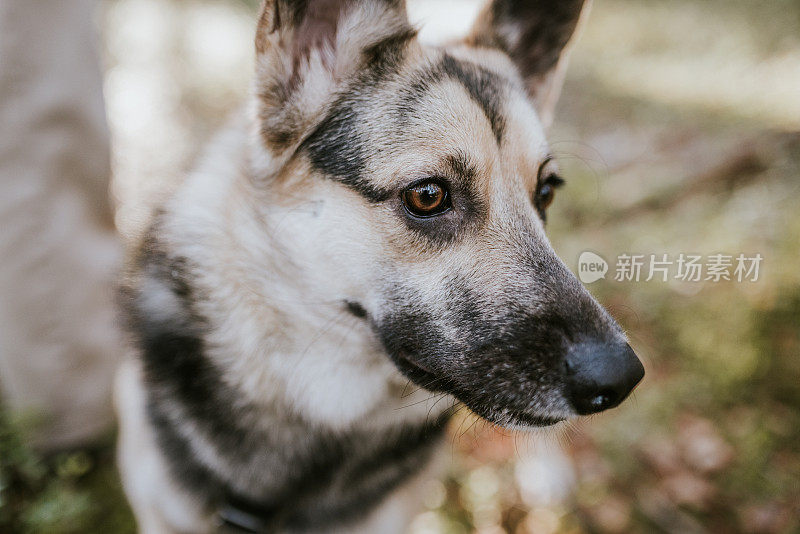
(251, 0), (643, 427)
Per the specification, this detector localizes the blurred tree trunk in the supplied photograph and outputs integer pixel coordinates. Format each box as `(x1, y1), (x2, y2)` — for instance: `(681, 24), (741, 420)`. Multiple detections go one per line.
(0, 0), (121, 449)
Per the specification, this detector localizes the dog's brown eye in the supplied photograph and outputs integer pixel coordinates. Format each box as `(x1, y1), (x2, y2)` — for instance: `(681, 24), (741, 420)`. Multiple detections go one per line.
(402, 180), (451, 217)
(534, 156), (564, 217)
(538, 183), (556, 210)
(534, 171), (564, 217)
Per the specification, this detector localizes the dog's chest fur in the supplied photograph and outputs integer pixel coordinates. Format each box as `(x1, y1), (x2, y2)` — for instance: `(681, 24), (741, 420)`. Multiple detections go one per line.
(121, 122), (451, 529)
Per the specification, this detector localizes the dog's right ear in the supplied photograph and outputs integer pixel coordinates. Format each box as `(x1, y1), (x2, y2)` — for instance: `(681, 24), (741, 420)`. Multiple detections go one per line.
(465, 0), (590, 127)
(254, 0), (415, 168)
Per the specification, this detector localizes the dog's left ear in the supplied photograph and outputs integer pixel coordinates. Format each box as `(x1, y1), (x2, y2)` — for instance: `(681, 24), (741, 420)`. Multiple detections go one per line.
(254, 0), (415, 168)
(465, 0), (590, 127)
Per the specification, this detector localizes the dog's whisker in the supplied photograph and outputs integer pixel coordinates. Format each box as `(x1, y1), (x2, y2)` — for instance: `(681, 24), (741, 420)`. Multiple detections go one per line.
(395, 392), (442, 411)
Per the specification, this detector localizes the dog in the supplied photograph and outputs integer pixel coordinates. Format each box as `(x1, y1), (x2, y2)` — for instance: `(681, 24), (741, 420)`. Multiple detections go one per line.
(115, 0), (644, 532)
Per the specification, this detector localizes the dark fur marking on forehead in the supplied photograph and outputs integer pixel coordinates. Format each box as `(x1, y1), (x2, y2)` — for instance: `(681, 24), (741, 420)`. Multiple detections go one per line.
(299, 28), (416, 203)
(301, 98), (387, 201)
(441, 55), (506, 143)
(398, 55), (506, 144)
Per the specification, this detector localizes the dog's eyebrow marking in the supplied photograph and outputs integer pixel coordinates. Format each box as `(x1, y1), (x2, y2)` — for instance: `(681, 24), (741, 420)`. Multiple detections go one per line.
(440, 55), (506, 143)
(298, 28), (417, 203)
(445, 152), (478, 182)
(398, 55), (506, 144)
(301, 99), (391, 203)
(537, 154), (566, 186)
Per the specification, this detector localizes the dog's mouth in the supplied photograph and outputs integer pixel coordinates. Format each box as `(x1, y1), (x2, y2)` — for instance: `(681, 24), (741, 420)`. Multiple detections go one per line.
(393, 352), (565, 428)
(508, 412), (564, 428)
(394, 352), (442, 390)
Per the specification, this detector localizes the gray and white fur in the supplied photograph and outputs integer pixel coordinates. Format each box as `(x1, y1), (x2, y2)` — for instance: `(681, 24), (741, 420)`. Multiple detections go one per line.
(116, 1), (643, 532)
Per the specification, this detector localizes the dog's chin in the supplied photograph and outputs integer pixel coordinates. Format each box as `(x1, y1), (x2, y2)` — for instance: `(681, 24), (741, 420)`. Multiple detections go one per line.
(500, 412), (565, 429)
(460, 399), (566, 429)
(391, 353), (565, 429)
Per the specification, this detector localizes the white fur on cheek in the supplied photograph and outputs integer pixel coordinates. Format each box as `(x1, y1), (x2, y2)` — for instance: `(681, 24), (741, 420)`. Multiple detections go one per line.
(160, 123), (448, 431)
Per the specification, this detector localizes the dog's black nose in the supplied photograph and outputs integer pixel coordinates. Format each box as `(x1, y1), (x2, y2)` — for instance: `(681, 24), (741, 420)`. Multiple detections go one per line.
(565, 342), (644, 415)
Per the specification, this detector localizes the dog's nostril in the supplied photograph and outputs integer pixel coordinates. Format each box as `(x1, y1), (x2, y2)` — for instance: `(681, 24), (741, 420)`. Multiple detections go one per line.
(565, 342), (644, 416)
(588, 390), (617, 411)
(589, 394), (607, 411)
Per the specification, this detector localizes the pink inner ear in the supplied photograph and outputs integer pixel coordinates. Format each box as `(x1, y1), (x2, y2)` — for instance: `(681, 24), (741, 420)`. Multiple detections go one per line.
(292, 0), (347, 69)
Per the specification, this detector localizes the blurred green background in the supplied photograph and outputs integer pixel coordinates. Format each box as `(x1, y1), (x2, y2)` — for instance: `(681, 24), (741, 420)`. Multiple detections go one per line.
(1, 0), (799, 532)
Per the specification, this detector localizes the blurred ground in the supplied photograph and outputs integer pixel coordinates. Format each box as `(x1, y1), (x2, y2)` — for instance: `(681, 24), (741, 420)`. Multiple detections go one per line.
(1, 0), (799, 532)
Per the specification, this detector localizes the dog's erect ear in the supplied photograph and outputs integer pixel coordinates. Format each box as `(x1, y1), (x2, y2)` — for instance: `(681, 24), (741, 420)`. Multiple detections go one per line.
(466, 0), (590, 127)
(254, 0), (415, 163)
